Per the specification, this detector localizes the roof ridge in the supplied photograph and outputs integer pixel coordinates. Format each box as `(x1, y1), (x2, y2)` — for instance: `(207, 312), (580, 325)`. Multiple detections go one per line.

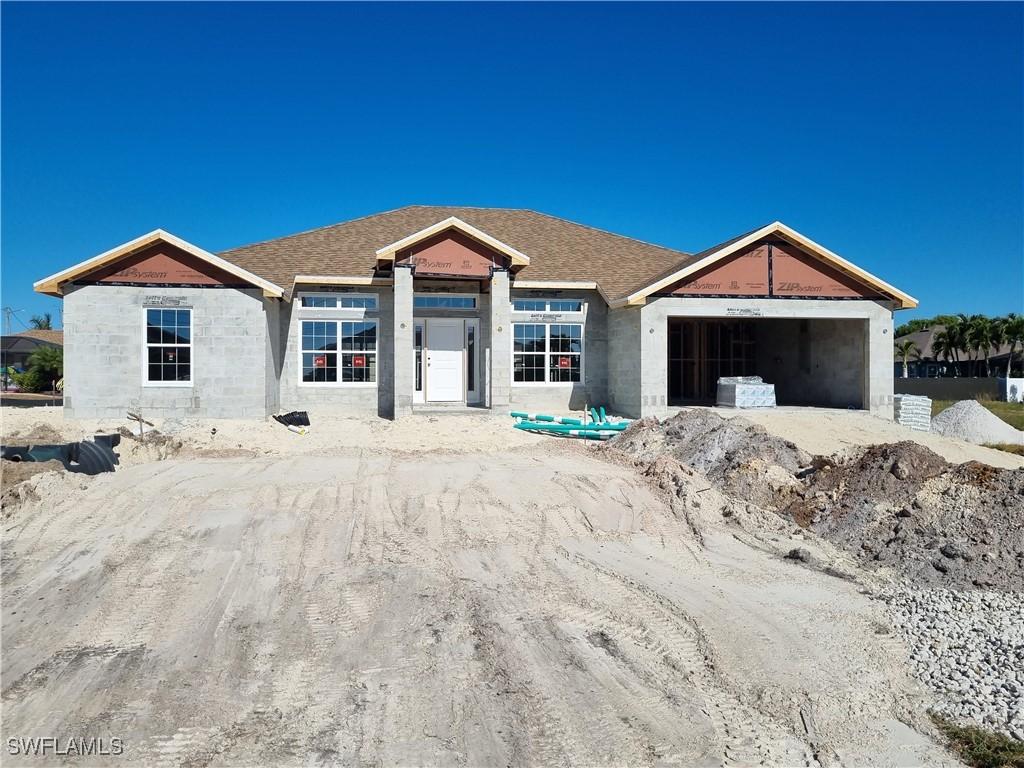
(520, 208), (690, 257)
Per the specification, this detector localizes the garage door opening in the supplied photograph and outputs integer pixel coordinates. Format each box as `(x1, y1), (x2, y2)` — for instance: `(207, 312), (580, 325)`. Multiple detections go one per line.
(667, 317), (866, 409)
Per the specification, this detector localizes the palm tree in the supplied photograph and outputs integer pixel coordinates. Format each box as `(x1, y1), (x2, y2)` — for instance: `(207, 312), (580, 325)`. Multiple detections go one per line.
(938, 317), (967, 376)
(894, 340), (919, 378)
(29, 313), (52, 330)
(989, 318), (1007, 376)
(966, 315), (998, 377)
(1003, 313), (1024, 377)
(931, 332), (954, 375)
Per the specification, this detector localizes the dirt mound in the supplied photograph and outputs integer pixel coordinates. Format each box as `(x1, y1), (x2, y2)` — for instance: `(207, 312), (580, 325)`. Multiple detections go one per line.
(615, 414), (1024, 591)
(787, 442), (1024, 590)
(931, 400), (1023, 445)
(610, 410), (810, 507)
(4, 423), (66, 444)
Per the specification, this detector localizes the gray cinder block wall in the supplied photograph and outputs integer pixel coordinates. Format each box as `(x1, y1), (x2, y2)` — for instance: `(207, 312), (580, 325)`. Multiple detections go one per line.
(488, 271), (511, 409)
(392, 267), (414, 418)
(62, 284), (271, 419)
(607, 306), (643, 417)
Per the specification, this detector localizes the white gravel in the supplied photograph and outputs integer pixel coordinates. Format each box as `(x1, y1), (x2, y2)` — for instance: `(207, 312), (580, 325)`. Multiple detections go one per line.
(881, 587), (1024, 741)
(930, 400), (1023, 446)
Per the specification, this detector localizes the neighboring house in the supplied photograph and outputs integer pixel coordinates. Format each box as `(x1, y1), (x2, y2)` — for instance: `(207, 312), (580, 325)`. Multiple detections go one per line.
(1, 329), (63, 384)
(894, 325), (1015, 378)
(34, 206), (916, 419)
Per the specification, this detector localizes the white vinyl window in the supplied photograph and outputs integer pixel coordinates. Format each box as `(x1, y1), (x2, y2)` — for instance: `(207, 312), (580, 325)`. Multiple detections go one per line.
(144, 308), (192, 386)
(300, 319), (377, 385)
(300, 294), (378, 310)
(512, 322), (583, 384)
(512, 298), (584, 313)
(413, 294), (477, 309)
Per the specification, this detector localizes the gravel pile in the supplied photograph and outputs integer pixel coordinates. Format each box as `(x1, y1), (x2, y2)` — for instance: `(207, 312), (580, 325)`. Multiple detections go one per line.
(932, 400), (1023, 445)
(880, 587), (1024, 740)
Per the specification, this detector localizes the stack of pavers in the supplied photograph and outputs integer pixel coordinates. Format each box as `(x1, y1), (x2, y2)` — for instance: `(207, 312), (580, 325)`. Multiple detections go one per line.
(716, 376), (777, 408)
(894, 394), (932, 432)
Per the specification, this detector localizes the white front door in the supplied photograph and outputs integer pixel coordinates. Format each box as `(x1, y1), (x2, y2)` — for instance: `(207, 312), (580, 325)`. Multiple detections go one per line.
(426, 319), (464, 402)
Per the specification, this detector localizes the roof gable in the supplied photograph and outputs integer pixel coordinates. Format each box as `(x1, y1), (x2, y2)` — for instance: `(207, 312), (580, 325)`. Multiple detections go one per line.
(622, 222), (918, 309)
(376, 217), (530, 267)
(34, 230), (284, 298)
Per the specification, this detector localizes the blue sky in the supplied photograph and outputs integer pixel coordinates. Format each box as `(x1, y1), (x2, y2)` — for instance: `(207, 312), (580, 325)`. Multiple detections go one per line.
(2, 2), (1021, 328)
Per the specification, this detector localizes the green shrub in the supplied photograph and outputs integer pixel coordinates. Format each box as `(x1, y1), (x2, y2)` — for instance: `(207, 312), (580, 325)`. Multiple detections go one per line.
(11, 368), (44, 393)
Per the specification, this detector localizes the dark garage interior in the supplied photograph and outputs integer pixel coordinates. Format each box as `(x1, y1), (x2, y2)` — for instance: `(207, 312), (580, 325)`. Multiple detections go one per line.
(667, 317), (866, 409)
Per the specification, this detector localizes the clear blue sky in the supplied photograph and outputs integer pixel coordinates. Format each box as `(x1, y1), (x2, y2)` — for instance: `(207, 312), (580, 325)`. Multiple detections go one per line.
(3, 2), (1021, 329)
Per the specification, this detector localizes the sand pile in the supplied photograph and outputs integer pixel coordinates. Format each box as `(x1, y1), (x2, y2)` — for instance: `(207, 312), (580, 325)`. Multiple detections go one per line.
(931, 400), (1023, 445)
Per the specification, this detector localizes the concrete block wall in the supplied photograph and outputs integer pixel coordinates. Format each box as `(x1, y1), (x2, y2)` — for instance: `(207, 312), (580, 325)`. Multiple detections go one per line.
(607, 306), (643, 417)
(508, 288), (608, 413)
(277, 285), (393, 416)
(62, 284), (270, 419)
(392, 267), (414, 418)
(488, 271), (511, 409)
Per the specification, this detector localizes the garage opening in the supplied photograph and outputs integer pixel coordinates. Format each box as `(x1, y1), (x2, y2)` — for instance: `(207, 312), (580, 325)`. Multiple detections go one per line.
(667, 317), (866, 409)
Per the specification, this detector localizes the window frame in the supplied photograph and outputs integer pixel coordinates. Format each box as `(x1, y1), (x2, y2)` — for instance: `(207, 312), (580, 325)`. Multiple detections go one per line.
(298, 317), (378, 388)
(510, 321), (585, 387)
(141, 306), (194, 388)
(510, 298), (586, 316)
(297, 292), (378, 315)
(413, 293), (478, 310)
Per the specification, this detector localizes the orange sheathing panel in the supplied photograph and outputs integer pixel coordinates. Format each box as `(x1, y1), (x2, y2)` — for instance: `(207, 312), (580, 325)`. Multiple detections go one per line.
(87, 243), (243, 286)
(667, 244), (769, 296)
(396, 231), (506, 278)
(771, 241), (881, 298)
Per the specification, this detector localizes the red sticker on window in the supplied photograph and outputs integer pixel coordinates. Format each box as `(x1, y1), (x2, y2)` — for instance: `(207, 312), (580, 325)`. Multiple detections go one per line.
(353, 355), (366, 368)
(314, 354), (327, 368)
(558, 356), (571, 368)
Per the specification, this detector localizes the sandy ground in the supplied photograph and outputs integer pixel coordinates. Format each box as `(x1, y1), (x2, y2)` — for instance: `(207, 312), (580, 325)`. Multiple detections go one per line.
(1, 442), (957, 767)
(0, 407), (546, 466)
(2, 403), (1020, 469)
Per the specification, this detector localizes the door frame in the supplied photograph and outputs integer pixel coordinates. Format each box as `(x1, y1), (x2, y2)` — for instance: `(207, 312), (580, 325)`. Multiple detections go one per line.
(425, 317), (466, 404)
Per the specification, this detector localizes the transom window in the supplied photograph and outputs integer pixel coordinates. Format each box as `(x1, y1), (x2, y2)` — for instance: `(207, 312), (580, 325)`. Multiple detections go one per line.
(300, 295), (377, 310)
(513, 323), (583, 384)
(414, 295), (477, 309)
(512, 298), (584, 313)
(301, 320), (377, 384)
(145, 308), (191, 384)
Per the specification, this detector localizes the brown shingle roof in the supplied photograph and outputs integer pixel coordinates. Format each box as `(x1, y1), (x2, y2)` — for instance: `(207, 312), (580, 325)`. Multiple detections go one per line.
(14, 329), (63, 345)
(218, 206), (693, 301)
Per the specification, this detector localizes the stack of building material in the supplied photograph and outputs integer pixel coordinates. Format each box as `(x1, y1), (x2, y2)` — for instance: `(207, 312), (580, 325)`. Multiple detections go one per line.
(894, 394), (932, 432)
(716, 377), (777, 409)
